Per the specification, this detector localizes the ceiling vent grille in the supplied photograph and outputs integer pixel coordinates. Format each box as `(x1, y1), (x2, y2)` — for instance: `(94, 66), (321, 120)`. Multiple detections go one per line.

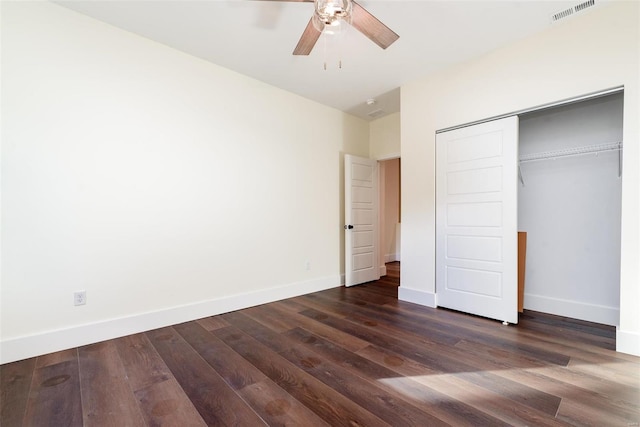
(575, 0), (596, 12)
(368, 109), (386, 119)
(552, 7), (574, 22)
(552, 0), (596, 22)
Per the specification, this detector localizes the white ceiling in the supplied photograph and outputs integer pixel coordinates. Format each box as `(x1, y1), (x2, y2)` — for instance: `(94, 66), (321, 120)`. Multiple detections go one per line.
(55, 0), (581, 120)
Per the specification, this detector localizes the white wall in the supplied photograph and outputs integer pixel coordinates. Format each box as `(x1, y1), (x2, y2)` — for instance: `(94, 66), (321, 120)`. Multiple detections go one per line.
(0, 2), (369, 363)
(401, 2), (640, 355)
(370, 112), (400, 160)
(519, 94), (623, 326)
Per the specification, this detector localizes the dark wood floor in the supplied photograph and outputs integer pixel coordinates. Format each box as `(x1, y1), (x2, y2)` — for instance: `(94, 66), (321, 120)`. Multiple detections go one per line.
(2, 262), (639, 426)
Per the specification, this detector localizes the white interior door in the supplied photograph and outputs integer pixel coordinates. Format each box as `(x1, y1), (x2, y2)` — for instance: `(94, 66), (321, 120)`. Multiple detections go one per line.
(436, 116), (519, 324)
(345, 154), (380, 287)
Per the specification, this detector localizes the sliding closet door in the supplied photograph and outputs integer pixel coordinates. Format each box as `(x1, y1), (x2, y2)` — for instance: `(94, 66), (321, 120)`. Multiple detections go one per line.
(436, 116), (519, 324)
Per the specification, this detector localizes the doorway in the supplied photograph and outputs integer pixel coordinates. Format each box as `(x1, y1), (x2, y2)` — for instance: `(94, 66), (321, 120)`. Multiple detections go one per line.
(379, 158), (401, 278)
(518, 92), (623, 326)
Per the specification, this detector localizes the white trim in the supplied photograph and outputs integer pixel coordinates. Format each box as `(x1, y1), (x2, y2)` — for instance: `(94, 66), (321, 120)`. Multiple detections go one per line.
(398, 287), (436, 308)
(616, 329), (640, 356)
(0, 275), (341, 364)
(524, 293), (619, 327)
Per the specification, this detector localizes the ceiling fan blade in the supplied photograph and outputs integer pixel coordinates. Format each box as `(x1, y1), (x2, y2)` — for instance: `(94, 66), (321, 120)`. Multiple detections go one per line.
(293, 17), (322, 55)
(350, 1), (399, 50)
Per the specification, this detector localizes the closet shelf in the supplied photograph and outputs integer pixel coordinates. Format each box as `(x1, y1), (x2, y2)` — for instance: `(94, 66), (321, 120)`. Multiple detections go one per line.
(518, 141), (623, 186)
(519, 141), (622, 163)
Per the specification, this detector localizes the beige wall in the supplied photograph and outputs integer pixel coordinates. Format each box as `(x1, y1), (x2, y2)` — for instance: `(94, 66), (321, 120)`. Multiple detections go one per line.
(400, 2), (640, 355)
(0, 2), (369, 362)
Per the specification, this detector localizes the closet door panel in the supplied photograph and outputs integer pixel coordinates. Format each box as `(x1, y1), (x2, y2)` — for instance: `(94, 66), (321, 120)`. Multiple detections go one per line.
(436, 116), (518, 324)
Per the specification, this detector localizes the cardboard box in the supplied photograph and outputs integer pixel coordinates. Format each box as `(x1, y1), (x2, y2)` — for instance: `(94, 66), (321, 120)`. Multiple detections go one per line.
(518, 232), (527, 313)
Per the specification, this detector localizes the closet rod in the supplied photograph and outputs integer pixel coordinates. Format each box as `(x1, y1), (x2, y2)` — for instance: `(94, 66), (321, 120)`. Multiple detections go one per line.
(519, 142), (622, 163)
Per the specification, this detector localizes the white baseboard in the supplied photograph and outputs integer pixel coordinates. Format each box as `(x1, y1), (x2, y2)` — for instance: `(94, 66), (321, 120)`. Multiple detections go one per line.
(0, 275), (341, 364)
(616, 328), (640, 356)
(398, 287), (436, 308)
(524, 293), (619, 326)
(379, 265), (387, 277)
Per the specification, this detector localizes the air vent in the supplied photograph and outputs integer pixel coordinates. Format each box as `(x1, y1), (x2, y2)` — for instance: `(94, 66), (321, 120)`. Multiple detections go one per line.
(552, 0), (596, 22)
(367, 109), (386, 119)
(575, 0), (595, 12)
(552, 7), (574, 22)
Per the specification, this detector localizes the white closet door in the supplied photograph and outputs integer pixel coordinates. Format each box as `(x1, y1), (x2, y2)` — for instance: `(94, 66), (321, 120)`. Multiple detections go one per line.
(436, 116), (519, 324)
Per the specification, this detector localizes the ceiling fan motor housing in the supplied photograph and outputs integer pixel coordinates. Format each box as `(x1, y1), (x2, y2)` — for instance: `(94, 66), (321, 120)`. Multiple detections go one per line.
(314, 0), (352, 27)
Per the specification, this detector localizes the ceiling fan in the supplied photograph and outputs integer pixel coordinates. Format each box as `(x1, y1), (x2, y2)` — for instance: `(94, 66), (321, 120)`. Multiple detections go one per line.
(262, 0), (399, 55)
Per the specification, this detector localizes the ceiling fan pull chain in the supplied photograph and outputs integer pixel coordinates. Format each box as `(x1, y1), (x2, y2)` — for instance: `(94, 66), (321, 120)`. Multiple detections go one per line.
(323, 32), (328, 71)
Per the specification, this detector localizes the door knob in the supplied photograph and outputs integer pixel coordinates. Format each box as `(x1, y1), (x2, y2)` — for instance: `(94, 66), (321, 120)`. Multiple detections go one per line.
(344, 225), (354, 230)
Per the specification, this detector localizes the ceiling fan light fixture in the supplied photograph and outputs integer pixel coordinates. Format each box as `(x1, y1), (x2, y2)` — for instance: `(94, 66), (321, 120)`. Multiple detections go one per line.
(312, 12), (347, 34)
(312, 0), (352, 31)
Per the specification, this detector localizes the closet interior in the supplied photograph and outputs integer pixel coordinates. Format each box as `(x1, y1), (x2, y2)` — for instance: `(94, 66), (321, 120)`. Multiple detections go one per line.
(518, 92), (623, 326)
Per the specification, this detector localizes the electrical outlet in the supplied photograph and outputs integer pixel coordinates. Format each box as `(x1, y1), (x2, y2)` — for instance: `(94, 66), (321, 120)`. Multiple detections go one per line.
(74, 291), (86, 306)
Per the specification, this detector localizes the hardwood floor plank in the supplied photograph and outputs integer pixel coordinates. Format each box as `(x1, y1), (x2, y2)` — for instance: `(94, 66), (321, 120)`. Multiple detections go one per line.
(220, 311), (293, 353)
(495, 364), (640, 424)
(299, 306), (564, 416)
(146, 326), (267, 426)
(283, 327), (508, 426)
(556, 397), (640, 426)
(134, 378), (207, 426)
(314, 289), (572, 367)
(196, 315), (230, 332)
(238, 380), (332, 426)
(213, 325), (390, 427)
(297, 306), (470, 372)
(23, 359), (83, 426)
(456, 371), (562, 417)
(280, 344), (452, 427)
(397, 300), (622, 363)
(356, 345), (570, 427)
(173, 321), (268, 390)
(0, 357), (36, 426)
(249, 302), (370, 352)
(174, 321), (330, 425)
(35, 349), (77, 369)
(567, 357), (640, 387)
(454, 338), (640, 407)
(114, 333), (173, 392)
(78, 341), (146, 426)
